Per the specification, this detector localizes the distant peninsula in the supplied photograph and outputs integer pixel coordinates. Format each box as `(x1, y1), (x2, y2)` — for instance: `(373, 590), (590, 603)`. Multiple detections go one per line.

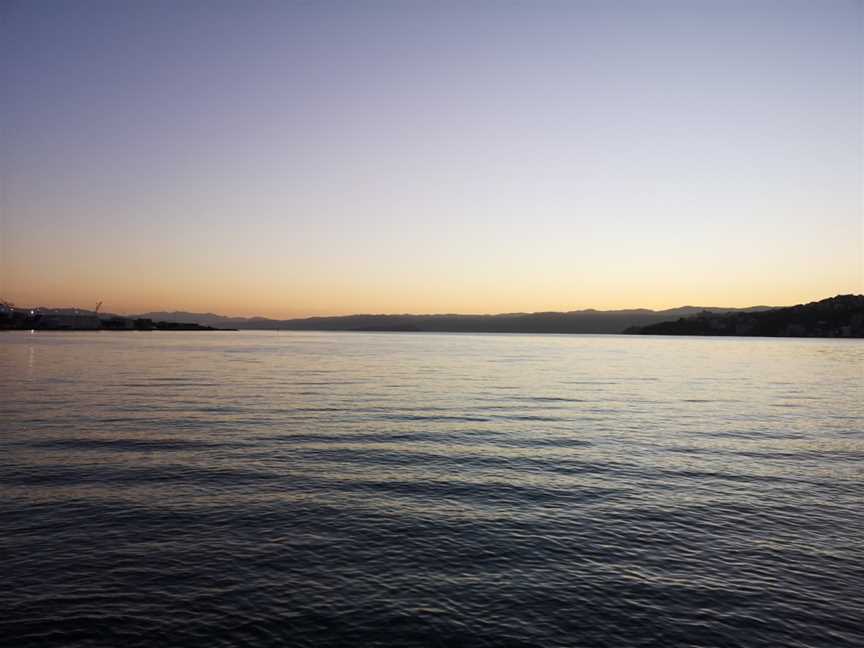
(131, 295), (864, 337)
(130, 304), (776, 335)
(0, 307), (235, 331)
(5, 296), (860, 337)
(625, 295), (863, 338)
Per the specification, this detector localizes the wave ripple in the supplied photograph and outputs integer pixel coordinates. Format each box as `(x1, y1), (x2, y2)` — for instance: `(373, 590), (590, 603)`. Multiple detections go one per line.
(1, 331), (862, 647)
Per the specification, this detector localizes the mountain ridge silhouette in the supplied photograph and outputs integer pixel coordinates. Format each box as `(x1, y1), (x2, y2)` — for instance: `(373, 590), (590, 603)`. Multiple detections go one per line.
(129, 304), (776, 334)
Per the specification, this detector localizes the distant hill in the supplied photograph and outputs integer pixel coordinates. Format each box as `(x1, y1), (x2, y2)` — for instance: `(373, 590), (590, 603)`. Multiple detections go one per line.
(626, 295), (864, 338)
(131, 311), (244, 329)
(132, 304), (775, 335)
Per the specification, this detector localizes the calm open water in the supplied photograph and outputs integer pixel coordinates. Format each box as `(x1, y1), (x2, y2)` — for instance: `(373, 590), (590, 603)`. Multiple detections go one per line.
(1, 331), (862, 647)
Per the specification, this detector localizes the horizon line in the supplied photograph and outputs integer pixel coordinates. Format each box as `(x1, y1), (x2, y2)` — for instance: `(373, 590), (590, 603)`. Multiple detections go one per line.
(13, 296), (864, 321)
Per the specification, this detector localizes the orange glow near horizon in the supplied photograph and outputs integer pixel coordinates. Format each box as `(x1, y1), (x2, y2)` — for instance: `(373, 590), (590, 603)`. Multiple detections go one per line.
(4, 255), (860, 319)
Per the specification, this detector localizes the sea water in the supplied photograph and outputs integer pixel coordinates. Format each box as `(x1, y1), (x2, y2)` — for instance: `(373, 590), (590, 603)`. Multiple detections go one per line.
(1, 331), (862, 647)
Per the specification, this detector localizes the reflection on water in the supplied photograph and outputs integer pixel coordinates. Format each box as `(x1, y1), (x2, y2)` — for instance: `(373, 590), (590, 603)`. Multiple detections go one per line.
(1, 331), (863, 647)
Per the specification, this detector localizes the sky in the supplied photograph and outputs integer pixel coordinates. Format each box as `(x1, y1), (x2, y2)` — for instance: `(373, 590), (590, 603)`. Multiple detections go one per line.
(1, 0), (862, 317)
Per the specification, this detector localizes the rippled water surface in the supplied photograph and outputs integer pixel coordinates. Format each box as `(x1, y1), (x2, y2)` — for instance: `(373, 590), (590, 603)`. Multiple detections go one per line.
(1, 331), (862, 647)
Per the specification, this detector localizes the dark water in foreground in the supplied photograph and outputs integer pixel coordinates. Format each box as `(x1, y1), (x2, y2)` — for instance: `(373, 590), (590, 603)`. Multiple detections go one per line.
(1, 331), (862, 647)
